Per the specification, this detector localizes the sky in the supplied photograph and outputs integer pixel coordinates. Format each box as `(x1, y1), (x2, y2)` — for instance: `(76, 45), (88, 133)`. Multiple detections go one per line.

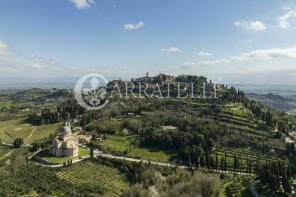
(1, 0), (296, 84)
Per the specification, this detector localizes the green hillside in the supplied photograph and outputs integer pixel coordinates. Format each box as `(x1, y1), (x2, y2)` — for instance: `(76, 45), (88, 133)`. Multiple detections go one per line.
(246, 93), (296, 114)
(0, 83), (295, 196)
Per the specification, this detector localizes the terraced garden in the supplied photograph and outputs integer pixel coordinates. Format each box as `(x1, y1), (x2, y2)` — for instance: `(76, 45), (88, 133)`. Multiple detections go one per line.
(206, 105), (286, 172)
(159, 101), (285, 171)
(56, 160), (128, 196)
(219, 175), (254, 197)
(210, 145), (285, 173)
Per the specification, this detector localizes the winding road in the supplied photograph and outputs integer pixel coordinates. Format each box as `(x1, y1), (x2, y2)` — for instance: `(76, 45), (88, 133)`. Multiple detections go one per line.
(32, 144), (253, 177)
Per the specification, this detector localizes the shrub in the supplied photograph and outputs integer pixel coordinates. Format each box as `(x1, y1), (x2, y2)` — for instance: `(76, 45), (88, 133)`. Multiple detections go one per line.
(13, 138), (24, 148)
(30, 142), (40, 152)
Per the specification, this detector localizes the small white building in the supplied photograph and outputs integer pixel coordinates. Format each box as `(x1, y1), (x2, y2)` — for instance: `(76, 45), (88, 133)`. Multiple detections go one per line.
(161, 125), (178, 131)
(50, 123), (79, 157)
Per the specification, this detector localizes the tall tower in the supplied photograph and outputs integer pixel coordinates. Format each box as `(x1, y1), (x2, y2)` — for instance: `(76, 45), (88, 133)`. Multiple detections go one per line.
(146, 72), (149, 77)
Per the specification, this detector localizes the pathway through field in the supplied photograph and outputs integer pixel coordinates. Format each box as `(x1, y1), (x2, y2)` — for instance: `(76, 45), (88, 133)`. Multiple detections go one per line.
(0, 149), (16, 162)
(24, 128), (36, 143)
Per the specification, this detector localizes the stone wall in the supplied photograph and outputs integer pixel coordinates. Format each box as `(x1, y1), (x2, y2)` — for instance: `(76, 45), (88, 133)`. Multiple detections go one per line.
(33, 154), (60, 165)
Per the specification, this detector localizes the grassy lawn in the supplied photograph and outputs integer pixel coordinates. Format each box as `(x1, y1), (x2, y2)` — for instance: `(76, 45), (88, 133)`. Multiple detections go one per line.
(0, 113), (61, 144)
(221, 104), (253, 118)
(37, 147), (89, 163)
(104, 134), (139, 152)
(56, 159), (128, 195)
(0, 100), (13, 109)
(128, 147), (177, 162)
(104, 134), (177, 162)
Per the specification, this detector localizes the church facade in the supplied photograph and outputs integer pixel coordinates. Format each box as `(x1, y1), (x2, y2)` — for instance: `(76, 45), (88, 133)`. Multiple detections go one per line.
(50, 123), (79, 157)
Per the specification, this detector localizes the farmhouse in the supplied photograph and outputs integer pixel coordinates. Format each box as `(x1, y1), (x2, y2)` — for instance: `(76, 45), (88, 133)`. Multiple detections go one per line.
(50, 123), (79, 157)
(161, 125), (178, 131)
(78, 135), (92, 143)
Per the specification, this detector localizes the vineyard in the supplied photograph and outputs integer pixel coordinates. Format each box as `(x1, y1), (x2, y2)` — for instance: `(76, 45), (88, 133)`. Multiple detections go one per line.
(56, 159), (129, 196)
(0, 164), (104, 197)
(219, 175), (254, 197)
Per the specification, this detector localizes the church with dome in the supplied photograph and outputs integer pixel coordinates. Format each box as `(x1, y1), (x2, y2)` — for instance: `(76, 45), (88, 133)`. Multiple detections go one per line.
(50, 122), (79, 157)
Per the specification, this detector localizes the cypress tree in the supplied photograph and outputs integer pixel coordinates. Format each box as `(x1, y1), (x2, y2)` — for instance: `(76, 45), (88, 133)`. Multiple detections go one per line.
(215, 154), (218, 170)
(224, 152), (227, 171)
(200, 155), (205, 167)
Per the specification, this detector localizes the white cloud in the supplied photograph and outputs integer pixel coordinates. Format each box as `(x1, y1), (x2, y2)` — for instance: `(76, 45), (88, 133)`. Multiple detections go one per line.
(180, 45), (296, 68)
(277, 10), (296, 28)
(247, 40), (253, 44)
(234, 20), (267, 31)
(161, 47), (181, 53)
(0, 40), (17, 57)
(29, 63), (47, 69)
(124, 21), (144, 30)
(0, 40), (59, 77)
(0, 59), (50, 77)
(69, 0), (95, 9)
(26, 54), (56, 65)
(198, 52), (212, 57)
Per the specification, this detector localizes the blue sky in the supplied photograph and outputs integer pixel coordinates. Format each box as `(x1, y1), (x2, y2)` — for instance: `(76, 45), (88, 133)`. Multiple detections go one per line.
(1, 0), (296, 84)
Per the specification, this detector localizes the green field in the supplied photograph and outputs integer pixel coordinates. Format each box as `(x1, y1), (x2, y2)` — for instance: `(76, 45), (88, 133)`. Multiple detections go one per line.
(104, 134), (177, 162)
(37, 147), (90, 163)
(56, 159), (128, 196)
(0, 112), (61, 144)
(0, 146), (13, 161)
(0, 100), (13, 109)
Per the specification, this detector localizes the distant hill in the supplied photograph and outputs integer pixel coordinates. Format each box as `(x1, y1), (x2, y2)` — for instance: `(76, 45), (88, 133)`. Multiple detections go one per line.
(246, 93), (296, 114)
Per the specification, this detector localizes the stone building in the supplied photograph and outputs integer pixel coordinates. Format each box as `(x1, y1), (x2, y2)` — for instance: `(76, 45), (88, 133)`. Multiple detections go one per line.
(50, 123), (79, 157)
(77, 135), (92, 143)
(131, 73), (174, 84)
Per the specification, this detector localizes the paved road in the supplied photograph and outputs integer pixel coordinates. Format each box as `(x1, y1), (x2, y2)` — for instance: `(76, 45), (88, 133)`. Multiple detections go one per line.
(33, 144), (254, 176)
(1, 141), (32, 147)
(32, 155), (92, 168)
(250, 180), (260, 197)
(94, 151), (253, 175)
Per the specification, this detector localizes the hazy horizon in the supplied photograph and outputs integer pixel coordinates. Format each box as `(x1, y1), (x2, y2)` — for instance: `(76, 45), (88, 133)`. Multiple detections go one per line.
(2, 75), (296, 96)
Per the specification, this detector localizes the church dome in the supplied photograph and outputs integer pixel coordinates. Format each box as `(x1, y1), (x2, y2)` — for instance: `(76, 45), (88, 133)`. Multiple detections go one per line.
(61, 122), (72, 133)
(62, 126), (71, 133)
